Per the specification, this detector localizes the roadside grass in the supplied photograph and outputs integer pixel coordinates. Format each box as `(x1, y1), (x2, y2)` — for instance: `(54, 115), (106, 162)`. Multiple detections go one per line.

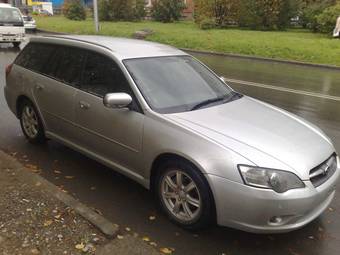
(34, 16), (340, 66)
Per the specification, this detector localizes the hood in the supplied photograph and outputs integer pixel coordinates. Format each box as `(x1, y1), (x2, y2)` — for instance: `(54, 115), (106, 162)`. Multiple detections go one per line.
(166, 96), (334, 179)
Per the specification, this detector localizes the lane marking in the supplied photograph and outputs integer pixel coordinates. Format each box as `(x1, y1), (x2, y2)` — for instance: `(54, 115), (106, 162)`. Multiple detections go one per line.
(225, 78), (340, 102)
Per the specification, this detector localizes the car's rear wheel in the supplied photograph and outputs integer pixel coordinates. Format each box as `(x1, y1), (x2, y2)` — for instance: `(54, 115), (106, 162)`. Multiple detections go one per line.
(19, 99), (46, 144)
(156, 160), (215, 230)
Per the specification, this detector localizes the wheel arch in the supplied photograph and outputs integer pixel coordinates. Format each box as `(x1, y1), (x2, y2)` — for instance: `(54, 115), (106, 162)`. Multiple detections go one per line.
(149, 152), (217, 222)
(16, 95), (31, 118)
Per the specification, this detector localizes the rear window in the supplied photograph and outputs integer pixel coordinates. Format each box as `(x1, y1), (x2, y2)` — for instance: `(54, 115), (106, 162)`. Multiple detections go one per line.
(45, 46), (86, 87)
(15, 43), (56, 73)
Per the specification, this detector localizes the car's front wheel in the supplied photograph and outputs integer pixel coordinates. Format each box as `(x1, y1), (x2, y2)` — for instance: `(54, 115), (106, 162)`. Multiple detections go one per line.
(13, 42), (21, 48)
(156, 160), (215, 230)
(19, 99), (46, 144)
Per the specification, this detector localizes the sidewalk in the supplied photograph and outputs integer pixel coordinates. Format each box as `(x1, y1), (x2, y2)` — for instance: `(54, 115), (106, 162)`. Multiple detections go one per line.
(0, 151), (160, 255)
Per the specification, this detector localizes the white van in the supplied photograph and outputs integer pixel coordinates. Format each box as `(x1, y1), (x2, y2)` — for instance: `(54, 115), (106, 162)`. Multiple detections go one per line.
(0, 3), (25, 47)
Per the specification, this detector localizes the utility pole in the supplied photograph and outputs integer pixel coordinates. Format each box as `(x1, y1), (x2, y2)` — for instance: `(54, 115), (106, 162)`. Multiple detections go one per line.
(93, 0), (99, 32)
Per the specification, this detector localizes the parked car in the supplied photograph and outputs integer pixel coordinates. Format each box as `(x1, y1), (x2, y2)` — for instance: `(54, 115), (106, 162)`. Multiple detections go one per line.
(38, 9), (52, 16)
(0, 3), (25, 47)
(22, 15), (36, 31)
(4, 36), (339, 233)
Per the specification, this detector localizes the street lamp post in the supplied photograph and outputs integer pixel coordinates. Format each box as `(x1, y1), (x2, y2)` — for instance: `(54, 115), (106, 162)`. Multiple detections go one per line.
(93, 0), (99, 32)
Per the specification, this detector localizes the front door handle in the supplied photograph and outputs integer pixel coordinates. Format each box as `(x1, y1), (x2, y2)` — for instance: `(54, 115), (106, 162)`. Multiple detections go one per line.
(35, 84), (45, 91)
(79, 101), (90, 110)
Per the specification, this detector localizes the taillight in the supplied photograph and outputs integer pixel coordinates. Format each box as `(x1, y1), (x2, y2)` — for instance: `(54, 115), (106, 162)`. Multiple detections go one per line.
(5, 63), (13, 78)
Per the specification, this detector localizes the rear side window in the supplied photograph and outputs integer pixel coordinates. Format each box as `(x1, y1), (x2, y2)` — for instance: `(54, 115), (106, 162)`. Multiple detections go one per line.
(15, 43), (55, 72)
(81, 51), (131, 97)
(44, 46), (86, 87)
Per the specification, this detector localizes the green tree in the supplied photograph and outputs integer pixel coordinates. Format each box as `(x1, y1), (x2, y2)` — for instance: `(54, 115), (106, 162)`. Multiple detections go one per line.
(239, 0), (298, 30)
(194, 0), (240, 26)
(99, 0), (145, 21)
(151, 0), (186, 23)
(63, 0), (86, 21)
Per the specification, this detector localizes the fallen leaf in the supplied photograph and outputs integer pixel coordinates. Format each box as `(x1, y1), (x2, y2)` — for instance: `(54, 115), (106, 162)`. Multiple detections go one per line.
(65, 176), (75, 179)
(160, 248), (172, 254)
(149, 216), (156, 221)
(149, 242), (157, 247)
(90, 186), (96, 191)
(54, 170), (62, 174)
(43, 220), (53, 227)
(54, 214), (61, 219)
(142, 236), (150, 242)
(35, 182), (41, 187)
(328, 207), (334, 212)
(117, 235), (124, 240)
(125, 227), (131, 232)
(25, 164), (38, 170)
(75, 243), (85, 250)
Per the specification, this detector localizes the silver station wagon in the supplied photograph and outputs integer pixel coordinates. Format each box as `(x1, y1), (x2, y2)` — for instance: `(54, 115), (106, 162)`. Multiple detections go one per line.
(5, 35), (339, 233)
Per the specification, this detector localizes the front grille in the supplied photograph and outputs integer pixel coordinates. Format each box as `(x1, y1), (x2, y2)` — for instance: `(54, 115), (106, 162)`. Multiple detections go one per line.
(309, 154), (337, 187)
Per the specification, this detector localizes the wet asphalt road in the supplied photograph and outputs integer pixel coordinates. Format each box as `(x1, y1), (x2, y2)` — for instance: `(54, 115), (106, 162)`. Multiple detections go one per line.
(1, 41), (340, 255)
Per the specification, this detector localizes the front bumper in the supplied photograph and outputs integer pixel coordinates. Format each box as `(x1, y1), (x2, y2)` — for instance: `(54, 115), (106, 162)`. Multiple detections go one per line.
(24, 24), (37, 30)
(207, 162), (339, 233)
(0, 35), (25, 43)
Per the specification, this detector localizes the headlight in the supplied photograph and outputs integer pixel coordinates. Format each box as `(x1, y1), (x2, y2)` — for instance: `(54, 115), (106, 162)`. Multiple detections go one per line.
(238, 165), (305, 193)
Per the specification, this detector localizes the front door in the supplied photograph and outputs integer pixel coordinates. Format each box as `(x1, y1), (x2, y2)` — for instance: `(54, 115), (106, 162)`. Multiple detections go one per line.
(74, 51), (145, 177)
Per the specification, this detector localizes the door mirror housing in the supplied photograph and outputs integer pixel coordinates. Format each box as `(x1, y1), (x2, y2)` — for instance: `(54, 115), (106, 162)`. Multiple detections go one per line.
(103, 93), (132, 109)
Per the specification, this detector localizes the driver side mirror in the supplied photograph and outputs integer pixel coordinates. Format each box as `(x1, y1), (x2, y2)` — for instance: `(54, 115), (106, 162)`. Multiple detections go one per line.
(103, 93), (132, 109)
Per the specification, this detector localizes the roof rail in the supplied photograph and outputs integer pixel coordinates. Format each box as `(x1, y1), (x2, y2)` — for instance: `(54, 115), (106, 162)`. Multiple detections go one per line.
(33, 35), (114, 52)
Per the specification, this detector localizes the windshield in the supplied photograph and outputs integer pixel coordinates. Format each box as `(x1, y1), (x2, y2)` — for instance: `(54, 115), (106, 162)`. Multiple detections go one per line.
(0, 7), (23, 24)
(124, 56), (236, 114)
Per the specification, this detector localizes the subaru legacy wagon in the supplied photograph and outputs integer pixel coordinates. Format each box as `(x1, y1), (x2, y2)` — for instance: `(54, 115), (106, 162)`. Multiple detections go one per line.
(5, 35), (339, 233)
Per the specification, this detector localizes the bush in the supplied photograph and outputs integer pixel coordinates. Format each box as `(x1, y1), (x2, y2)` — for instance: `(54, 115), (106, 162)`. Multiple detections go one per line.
(99, 0), (145, 21)
(316, 4), (340, 33)
(239, 0), (297, 30)
(199, 18), (216, 30)
(151, 0), (186, 23)
(63, 0), (86, 21)
(299, 0), (336, 31)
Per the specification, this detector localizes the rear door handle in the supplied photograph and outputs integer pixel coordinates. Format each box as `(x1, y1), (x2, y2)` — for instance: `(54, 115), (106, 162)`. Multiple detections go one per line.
(79, 101), (90, 110)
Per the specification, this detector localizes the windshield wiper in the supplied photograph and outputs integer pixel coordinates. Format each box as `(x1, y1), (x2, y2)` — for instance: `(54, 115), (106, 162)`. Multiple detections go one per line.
(190, 92), (243, 111)
(190, 96), (226, 111)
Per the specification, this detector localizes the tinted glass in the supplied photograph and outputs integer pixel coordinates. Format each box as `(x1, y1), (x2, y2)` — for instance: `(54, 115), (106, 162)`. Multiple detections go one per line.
(81, 52), (131, 97)
(124, 56), (234, 113)
(49, 46), (86, 87)
(15, 43), (55, 72)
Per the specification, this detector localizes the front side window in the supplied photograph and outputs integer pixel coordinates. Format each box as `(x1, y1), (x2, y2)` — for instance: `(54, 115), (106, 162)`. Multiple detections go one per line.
(81, 52), (131, 97)
(124, 56), (237, 114)
(15, 43), (56, 73)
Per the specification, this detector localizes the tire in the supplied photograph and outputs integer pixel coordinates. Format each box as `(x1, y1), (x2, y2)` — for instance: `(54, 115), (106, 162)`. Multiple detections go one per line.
(13, 42), (21, 48)
(155, 159), (215, 230)
(19, 99), (46, 144)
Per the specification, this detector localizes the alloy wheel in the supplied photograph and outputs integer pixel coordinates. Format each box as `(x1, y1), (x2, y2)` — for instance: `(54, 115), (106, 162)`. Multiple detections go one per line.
(161, 170), (202, 222)
(22, 105), (39, 139)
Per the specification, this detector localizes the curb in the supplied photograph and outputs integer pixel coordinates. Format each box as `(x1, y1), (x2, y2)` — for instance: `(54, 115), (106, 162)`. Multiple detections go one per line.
(182, 48), (340, 71)
(0, 151), (119, 238)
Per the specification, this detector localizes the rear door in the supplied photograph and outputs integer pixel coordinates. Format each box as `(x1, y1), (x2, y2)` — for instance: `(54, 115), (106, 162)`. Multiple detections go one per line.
(74, 51), (145, 175)
(31, 44), (86, 142)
